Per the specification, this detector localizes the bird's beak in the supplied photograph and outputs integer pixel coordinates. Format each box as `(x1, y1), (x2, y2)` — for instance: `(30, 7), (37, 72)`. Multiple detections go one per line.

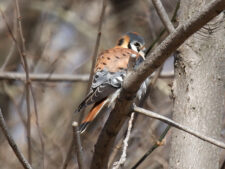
(139, 47), (146, 60)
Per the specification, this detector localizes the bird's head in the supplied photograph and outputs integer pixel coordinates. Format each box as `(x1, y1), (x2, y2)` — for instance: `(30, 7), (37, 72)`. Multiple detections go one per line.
(116, 32), (146, 60)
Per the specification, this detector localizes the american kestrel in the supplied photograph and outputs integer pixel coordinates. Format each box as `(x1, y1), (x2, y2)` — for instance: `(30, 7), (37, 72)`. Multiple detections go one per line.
(76, 32), (146, 132)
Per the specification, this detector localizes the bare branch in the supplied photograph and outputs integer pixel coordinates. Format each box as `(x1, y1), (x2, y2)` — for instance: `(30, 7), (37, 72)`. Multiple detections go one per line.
(152, 0), (175, 33)
(0, 109), (33, 169)
(0, 72), (90, 82)
(133, 106), (225, 149)
(146, 1), (180, 55)
(0, 10), (17, 71)
(0, 72), (172, 82)
(90, 1), (225, 168)
(72, 122), (85, 169)
(15, 0), (32, 163)
(30, 87), (45, 169)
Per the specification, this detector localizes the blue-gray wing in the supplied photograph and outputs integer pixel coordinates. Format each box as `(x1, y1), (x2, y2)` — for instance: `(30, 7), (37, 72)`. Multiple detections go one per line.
(76, 70), (126, 112)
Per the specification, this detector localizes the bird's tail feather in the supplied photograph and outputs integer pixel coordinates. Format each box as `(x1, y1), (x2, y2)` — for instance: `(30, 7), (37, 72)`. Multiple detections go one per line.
(79, 99), (107, 133)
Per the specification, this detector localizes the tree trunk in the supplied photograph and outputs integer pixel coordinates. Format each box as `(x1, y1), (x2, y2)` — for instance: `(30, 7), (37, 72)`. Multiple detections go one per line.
(169, 1), (225, 169)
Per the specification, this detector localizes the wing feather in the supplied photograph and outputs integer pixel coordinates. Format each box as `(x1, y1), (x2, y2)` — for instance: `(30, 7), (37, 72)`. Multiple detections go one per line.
(76, 69), (126, 112)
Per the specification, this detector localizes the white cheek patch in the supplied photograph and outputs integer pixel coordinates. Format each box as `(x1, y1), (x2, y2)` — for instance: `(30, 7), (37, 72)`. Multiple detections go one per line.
(130, 44), (138, 53)
(130, 44), (145, 60)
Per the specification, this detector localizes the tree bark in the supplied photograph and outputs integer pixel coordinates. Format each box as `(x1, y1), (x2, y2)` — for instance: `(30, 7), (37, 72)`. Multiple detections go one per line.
(169, 1), (225, 169)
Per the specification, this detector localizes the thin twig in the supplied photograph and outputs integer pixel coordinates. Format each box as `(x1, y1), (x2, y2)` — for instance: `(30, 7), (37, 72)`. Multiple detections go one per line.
(15, 0), (32, 163)
(0, 7), (17, 71)
(72, 122), (85, 169)
(0, 8), (17, 71)
(0, 109), (33, 169)
(30, 86), (45, 169)
(0, 72), (89, 82)
(146, 0), (180, 55)
(0, 72), (90, 82)
(0, 8), (23, 58)
(0, 72), (172, 82)
(131, 125), (170, 169)
(112, 112), (135, 169)
(152, 0), (175, 33)
(133, 106), (225, 149)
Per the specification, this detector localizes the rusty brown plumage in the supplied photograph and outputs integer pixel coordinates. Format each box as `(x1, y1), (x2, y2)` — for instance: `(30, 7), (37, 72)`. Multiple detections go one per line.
(76, 32), (145, 133)
(94, 47), (141, 72)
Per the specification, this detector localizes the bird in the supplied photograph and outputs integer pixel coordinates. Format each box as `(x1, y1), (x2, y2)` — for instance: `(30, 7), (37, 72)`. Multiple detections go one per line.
(76, 32), (146, 133)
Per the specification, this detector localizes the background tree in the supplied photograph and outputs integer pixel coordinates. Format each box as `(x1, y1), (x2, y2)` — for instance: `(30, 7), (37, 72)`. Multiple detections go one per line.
(169, 0), (225, 169)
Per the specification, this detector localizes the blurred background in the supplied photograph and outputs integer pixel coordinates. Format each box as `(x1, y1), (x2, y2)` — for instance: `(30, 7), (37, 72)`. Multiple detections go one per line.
(1, 0), (217, 169)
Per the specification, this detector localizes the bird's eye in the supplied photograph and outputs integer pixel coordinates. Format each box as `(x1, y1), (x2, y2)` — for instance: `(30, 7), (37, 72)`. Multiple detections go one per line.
(134, 42), (140, 47)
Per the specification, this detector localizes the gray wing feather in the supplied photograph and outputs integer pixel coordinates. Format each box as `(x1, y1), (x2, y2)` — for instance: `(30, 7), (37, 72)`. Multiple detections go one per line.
(76, 69), (126, 112)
